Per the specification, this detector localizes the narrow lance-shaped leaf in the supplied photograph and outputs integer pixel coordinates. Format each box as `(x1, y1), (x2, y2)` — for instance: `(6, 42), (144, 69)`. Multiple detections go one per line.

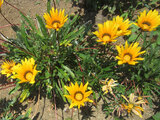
(47, 0), (51, 13)
(19, 89), (30, 103)
(20, 23), (31, 51)
(63, 25), (85, 42)
(56, 66), (70, 82)
(36, 15), (48, 38)
(56, 83), (66, 102)
(62, 14), (79, 37)
(9, 83), (21, 95)
(62, 64), (75, 79)
(20, 12), (37, 32)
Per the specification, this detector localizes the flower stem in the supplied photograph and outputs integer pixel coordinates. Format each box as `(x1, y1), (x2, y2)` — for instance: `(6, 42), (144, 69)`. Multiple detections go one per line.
(104, 44), (107, 54)
(142, 42), (153, 51)
(55, 31), (61, 57)
(75, 55), (84, 85)
(134, 30), (142, 43)
(0, 12), (13, 26)
(112, 93), (118, 100)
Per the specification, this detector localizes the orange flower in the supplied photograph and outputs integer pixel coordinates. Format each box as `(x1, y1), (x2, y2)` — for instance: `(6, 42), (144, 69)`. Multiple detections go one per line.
(135, 10), (160, 31)
(116, 41), (145, 65)
(93, 21), (119, 44)
(43, 8), (68, 31)
(64, 82), (93, 109)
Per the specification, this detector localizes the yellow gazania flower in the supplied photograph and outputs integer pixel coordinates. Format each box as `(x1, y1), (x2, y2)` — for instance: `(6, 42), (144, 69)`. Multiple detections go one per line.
(121, 93), (145, 118)
(43, 7), (68, 31)
(101, 78), (118, 94)
(64, 82), (93, 109)
(135, 9), (160, 31)
(0, 0), (3, 9)
(93, 21), (119, 44)
(116, 41), (146, 65)
(0, 60), (16, 77)
(112, 16), (131, 36)
(13, 58), (40, 84)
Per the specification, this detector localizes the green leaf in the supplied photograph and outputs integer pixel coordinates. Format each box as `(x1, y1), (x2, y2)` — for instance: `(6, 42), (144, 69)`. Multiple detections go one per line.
(92, 91), (97, 101)
(55, 83), (66, 102)
(60, 78), (68, 98)
(156, 33), (160, 45)
(147, 97), (153, 108)
(121, 12), (129, 19)
(110, 4), (116, 14)
(62, 15), (79, 37)
(56, 67), (70, 82)
(128, 34), (137, 42)
(150, 0), (158, 5)
(24, 108), (32, 118)
(45, 70), (51, 78)
(20, 89), (30, 103)
(15, 115), (23, 120)
(20, 23), (30, 50)
(152, 112), (160, 120)
(9, 83), (21, 95)
(47, 0), (51, 13)
(63, 26), (85, 42)
(20, 12), (37, 32)
(36, 15), (48, 38)
(62, 64), (75, 79)
(103, 66), (112, 72)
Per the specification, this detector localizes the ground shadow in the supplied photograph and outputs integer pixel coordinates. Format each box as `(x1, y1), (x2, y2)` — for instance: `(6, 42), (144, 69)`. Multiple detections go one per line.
(80, 105), (95, 120)
(0, 98), (28, 118)
(70, 0), (156, 26)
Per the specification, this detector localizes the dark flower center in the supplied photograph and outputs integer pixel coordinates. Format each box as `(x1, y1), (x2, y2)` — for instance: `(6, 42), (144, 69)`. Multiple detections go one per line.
(74, 91), (84, 101)
(102, 33), (111, 38)
(142, 21), (151, 26)
(24, 71), (33, 81)
(124, 53), (132, 62)
(118, 27), (121, 31)
(102, 33), (111, 42)
(8, 66), (13, 70)
(52, 20), (60, 25)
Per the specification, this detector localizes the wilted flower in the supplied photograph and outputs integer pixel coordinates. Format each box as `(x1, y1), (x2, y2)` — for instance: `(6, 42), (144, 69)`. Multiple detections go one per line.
(121, 93), (145, 118)
(102, 78), (118, 94)
(64, 82), (93, 109)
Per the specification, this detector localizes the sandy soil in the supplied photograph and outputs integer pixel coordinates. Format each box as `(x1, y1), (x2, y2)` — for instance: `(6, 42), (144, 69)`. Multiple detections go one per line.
(0, 86), (155, 120)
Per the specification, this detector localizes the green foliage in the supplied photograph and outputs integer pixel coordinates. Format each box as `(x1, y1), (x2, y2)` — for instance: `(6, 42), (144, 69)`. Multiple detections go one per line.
(4, 8), (91, 103)
(0, 98), (31, 120)
(70, 0), (158, 17)
(151, 112), (160, 120)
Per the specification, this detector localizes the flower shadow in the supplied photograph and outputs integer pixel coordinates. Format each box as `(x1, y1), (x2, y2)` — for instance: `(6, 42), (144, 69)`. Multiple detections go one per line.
(80, 105), (95, 120)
